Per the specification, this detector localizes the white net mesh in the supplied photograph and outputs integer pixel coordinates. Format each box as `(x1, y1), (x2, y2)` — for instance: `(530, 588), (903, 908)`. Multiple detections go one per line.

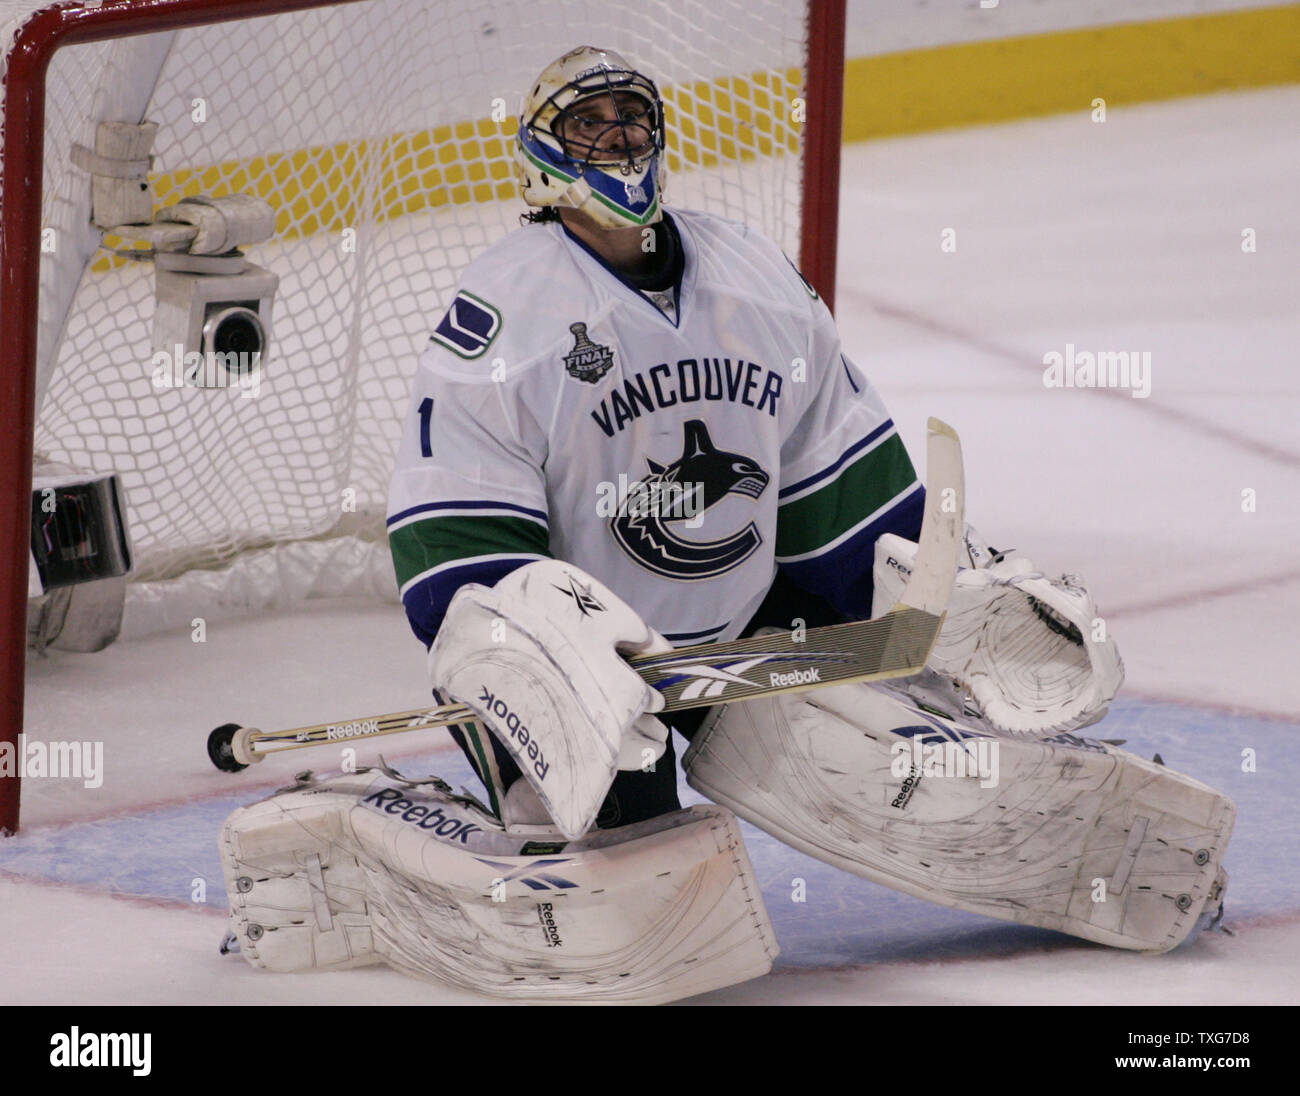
(5, 0), (810, 627)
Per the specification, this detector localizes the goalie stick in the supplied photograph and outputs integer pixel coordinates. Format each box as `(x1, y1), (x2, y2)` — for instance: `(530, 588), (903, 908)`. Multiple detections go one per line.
(207, 417), (964, 772)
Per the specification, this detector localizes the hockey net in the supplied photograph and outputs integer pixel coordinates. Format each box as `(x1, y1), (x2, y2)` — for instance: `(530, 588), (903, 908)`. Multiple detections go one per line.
(0, 0), (843, 831)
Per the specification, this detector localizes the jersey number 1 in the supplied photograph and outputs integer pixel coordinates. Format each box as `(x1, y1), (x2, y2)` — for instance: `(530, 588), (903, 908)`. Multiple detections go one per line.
(418, 397), (434, 458)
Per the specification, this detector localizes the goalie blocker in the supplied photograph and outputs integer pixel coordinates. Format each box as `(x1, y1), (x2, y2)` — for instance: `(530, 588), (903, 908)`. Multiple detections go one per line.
(218, 768), (776, 1003)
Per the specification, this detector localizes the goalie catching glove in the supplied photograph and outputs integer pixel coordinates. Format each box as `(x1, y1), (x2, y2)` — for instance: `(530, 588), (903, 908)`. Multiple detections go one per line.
(428, 559), (670, 839)
(872, 529), (1124, 736)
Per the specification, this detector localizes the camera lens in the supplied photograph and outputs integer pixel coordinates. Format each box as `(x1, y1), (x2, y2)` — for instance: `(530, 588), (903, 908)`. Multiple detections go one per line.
(213, 313), (261, 356)
(202, 306), (265, 378)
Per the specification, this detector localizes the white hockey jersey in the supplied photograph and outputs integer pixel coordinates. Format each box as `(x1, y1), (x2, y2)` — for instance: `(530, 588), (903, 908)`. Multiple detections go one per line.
(387, 209), (923, 648)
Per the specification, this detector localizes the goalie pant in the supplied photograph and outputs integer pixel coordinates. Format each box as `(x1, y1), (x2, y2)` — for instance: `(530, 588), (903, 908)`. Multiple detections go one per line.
(683, 680), (1233, 952)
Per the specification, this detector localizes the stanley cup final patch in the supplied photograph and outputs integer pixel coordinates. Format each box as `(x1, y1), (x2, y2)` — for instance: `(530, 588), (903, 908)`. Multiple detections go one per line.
(563, 322), (615, 383)
(430, 290), (502, 359)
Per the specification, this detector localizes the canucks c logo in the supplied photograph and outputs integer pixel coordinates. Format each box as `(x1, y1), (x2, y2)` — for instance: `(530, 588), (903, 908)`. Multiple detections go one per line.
(611, 419), (768, 579)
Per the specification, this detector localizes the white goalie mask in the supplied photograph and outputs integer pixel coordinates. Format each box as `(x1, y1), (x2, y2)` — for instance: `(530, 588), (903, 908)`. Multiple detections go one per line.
(515, 46), (665, 229)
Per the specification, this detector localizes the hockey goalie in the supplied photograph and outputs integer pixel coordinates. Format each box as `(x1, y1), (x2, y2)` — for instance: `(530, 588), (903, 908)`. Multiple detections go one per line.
(219, 47), (1233, 1003)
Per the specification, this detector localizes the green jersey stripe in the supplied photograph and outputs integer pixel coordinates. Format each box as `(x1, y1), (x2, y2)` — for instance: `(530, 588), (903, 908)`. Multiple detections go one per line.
(775, 433), (919, 558)
(390, 513), (551, 591)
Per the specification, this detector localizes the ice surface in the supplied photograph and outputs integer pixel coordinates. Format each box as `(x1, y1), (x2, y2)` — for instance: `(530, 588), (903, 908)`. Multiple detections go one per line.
(4, 87), (1298, 1006)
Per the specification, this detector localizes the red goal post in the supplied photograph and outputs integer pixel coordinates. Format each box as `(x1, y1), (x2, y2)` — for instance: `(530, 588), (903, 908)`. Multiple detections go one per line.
(0, 0), (844, 834)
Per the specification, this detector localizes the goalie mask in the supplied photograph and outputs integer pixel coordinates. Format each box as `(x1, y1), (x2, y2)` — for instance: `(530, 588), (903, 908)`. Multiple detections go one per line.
(515, 46), (665, 229)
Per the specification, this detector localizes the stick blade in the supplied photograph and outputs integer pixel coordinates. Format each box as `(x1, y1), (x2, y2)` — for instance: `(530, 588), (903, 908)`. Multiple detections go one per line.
(897, 417), (965, 616)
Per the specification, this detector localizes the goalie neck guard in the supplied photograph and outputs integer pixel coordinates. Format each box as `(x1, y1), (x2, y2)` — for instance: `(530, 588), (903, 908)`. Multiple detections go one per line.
(515, 46), (665, 229)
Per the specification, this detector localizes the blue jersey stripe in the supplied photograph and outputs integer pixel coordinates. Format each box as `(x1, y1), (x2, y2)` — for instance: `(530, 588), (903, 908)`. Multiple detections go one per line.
(400, 556), (534, 647)
(778, 419), (895, 499)
(387, 499), (548, 527)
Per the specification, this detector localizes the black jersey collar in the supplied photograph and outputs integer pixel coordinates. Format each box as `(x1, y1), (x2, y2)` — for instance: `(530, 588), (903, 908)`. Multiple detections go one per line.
(558, 210), (689, 329)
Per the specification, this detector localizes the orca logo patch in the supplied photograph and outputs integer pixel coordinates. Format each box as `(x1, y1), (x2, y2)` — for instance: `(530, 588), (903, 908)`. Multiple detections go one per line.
(611, 419), (769, 579)
(430, 290), (501, 359)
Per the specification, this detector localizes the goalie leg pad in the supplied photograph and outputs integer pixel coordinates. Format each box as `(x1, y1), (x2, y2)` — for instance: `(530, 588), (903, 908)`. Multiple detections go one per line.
(220, 770), (777, 1003)
(217, 781), (380, 972)
(683, 684), (1234, 953)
